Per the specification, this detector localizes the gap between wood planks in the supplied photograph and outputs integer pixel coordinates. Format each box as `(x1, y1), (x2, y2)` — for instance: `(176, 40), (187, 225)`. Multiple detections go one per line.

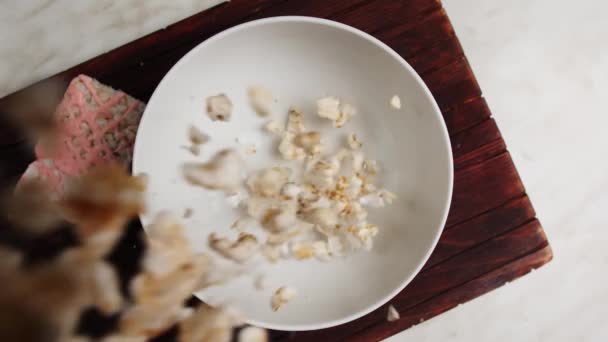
(423, 216), (537, 271)
(424, 195), (537, 267)
(443, 194), (533, 233)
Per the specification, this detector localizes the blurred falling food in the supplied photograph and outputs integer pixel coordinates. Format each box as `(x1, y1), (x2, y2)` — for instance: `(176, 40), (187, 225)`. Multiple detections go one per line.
(53, 164), (147, 259)
(0, 77), (266, 340)
(61, 164), (146, 237)
(0, 77), (68, 153)
(1, 179), (63, 234)
(0, 246), (88, 342)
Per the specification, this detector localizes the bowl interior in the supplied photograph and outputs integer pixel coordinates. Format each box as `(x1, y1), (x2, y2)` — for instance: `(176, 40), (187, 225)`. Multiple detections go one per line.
(133, 17), (452, 330)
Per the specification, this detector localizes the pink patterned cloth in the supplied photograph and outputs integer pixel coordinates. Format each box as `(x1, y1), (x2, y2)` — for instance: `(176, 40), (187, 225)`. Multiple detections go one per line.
(19, 75), (145, 194)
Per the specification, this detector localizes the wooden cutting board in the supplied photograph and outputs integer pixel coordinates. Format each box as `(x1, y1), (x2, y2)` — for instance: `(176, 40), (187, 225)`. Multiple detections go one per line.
(0, 0), (552, 341)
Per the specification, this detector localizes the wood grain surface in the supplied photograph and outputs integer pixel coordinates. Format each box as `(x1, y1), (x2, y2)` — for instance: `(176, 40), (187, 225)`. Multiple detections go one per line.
(0, 0), (552, 341)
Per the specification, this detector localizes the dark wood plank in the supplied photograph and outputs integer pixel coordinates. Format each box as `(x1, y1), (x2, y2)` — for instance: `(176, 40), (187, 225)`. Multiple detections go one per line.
(281, 220), (547, 342)
(451, 118), (502, 161)
(442, 97), (492, 136)
(377, 8), (456, 62)
(334, 0), (441, 34)
(422, 57), (482, 111)
(447, 152), (525, 227)
(394, 220), (547, 312)
(349, 244), (553, 342)
(247, 0), (370, 18)
(407, 36), (464, 75)
(425, 195), (535, 268)
(455, 138), (507, 170)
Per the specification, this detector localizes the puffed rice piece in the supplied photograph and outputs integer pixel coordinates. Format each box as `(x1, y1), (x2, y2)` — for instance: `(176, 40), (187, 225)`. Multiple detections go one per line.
(231, 217), (254, 231)
(206, 94), (233, 121)
(179, 303), (242, 342)
(261, 245), (281, 263)
(260, 200), (299, 233)
(280, 182), (302, 199)
(286, 108), (306, 134)
(294, 131), (321, 152)
(278, 132), (306, 161)
(360, 189), (397, 208)
(312, 240), (331, 261)
(238, 326), (268, 342)
(248, 86), (273, 117)
(271, 286), (297, 311)
(327, 235), (345, 256)
(291, 242), (315, 260)
(302, 207), (338, 227)
(316, 97), (356, 128)
(387, 304), (400, 322)
(390, 95), (401, 110)
(247, 166), (291, 197)
(188, 125), (209, 145)
(265, 120), (283, 135)
(244, 196), (273, 221)
(182, 149), (244, 193)
(336, 102), (356, 128)
(316, 96), (340, 122)
(347, 133), (362, 150)
(208, 232), (259, 264)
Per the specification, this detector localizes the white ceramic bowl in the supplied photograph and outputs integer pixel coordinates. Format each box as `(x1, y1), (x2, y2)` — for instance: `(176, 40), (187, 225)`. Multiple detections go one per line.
(133, 16), (452, 331)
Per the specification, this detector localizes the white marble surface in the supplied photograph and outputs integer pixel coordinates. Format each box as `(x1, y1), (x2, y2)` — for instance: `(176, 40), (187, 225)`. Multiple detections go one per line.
(0, 0), (224, 98)
(2, 0), (607, 341)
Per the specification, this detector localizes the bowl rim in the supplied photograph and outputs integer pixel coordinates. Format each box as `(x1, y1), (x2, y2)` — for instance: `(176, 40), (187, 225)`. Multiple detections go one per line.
(133, 15), (453, 331)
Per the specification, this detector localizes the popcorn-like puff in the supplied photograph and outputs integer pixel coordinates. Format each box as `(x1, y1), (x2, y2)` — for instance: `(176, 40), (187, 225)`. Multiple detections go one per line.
(182, 149), (244, 193)
(271, 286), (297, 311)
(206, 94), (233, 121)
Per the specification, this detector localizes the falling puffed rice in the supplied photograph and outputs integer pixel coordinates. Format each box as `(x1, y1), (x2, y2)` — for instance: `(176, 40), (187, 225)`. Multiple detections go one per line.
(390, 95), (401, 110)
(387, 304), (400, 322)
(271, 286), (297, 311)
(286, 108), (306, 134)
(337, 102), (356, 128)
(261, 245), (281, 263)
(317, 96), (340, 122)
(317, 96), (356, 128)
(182, 149), (244, 193)
(347, 133), (362, 150)
(183, 208), (193, 218)
(294, 131), (321, 151)
(265, 120), (283, 135)
(278, 132), (306, 161)
(248, 86), (273, 117)
(238, 326), (268, 342)
(359, 189), (397, 208)
(183, 144), (200, 156)
(245, 145), (257, 155)
(206, 94), (233, 121)
(302, 207), (338, 228)
(188, 125), (209, 145)
(280, 183), (302, 199)
(231, 217), (254, 231)
(291, 242), (315, 260)
(209, 232), (259, 264)
(247, 166), (291, 198)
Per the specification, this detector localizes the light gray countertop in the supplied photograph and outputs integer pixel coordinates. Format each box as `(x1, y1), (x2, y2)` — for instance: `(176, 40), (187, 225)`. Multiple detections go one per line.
(2, 0), (606, 341)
